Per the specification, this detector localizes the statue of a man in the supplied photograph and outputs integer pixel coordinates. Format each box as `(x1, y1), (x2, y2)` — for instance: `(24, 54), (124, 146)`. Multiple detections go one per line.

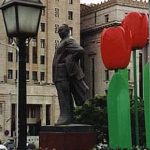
(52, 24), (89, 125)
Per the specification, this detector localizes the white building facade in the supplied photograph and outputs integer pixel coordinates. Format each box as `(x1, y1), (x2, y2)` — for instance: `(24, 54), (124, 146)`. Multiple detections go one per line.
(0, 0), (80, 142)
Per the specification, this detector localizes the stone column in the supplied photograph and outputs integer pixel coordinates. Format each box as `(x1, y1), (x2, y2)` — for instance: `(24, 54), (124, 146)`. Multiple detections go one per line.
(41, 104), (46, 126)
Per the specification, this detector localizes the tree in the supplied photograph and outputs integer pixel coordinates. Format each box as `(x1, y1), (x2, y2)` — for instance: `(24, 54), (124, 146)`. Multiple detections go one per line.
(74, 95), (108, 143)
(74, 94), (146, 146)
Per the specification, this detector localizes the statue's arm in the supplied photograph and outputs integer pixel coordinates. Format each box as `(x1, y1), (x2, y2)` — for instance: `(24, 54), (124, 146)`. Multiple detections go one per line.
(65, 38), (84, 60)
(64, 38), (84, 77)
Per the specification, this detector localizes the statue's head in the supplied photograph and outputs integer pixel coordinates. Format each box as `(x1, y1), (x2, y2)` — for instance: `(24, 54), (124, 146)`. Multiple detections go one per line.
(58, 24), (70, 39)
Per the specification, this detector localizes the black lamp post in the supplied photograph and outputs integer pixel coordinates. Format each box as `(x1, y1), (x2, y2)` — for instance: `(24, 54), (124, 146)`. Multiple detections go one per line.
(0, 0), (44, 149)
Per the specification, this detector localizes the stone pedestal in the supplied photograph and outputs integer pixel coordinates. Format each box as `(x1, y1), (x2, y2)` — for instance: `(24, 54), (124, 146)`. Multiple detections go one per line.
(39, 124), (97, 150)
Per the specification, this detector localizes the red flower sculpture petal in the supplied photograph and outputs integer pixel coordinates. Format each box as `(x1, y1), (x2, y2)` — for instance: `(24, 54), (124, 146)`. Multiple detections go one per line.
(122, 12), (148, 49)
(101, 26), (132, 70)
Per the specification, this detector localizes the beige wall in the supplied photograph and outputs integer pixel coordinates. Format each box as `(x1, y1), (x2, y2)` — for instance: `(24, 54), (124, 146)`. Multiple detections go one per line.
(81, 0), (148, 97)
(0, 84), (59, 141)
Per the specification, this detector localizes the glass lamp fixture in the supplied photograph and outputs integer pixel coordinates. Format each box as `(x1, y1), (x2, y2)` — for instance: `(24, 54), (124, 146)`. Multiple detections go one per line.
(1, 0), (44, 37)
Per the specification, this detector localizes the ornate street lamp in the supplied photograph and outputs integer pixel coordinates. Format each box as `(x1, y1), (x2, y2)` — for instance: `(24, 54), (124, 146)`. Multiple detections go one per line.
(0, 0), (44, 149)
(1, 0), (43, 37)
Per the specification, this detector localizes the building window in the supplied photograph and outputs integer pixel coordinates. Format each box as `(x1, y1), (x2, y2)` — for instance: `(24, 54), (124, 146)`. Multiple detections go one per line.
(68, 11), (73, 20)
(30, 106), (36, 118)
(0, 103), (2, 115)
(40, 39), (45, 48)
(55, 40), (59, 49)
(26, 46), (29, 63)
(15, 70), (17, 79)
(32, 71), (38, 81)
(8, 52), (13, 62)
(32, 47), (37, 64)
(69, 27), (73, 36)
(8, 69), (13, 79)
(105, 14), (109, 23)
(46, 105), (51, 125)
(40, 72), (45, 81)
(68, 0), (73, 4)
(41, 23), (45, 32)
(55, 8), (59, 17)
(55, 24), (59, 33)
(26, 71), (29, 80)
(40, 55), (45, 64)
(105, 70), (109, 81)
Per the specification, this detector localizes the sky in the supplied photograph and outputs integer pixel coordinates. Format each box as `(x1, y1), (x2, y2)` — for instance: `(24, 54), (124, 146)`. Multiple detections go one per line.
(80, 0), (101, 4)
(81, 0), (149, 4)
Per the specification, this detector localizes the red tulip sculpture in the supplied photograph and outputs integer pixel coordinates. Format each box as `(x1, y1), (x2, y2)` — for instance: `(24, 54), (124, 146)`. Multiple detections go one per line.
(122, 12), (148, 49)
(101, 26), (132, 70)
(100, 12), (149, 149)
(122, 12), (149, 148)
(101, 26), (132, 149)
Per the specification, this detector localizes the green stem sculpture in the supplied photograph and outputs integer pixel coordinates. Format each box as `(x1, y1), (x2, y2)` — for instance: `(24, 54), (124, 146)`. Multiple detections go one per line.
(143, 63), (150, 148)
(107, 69), (132, 149)
(143, 0), (150, 147)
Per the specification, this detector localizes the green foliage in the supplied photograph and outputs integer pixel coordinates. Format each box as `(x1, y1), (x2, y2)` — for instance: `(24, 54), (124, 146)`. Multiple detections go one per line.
(74, 95), (108, 142)
(74, 94), (146, 146)
(130, 97), (146, 146)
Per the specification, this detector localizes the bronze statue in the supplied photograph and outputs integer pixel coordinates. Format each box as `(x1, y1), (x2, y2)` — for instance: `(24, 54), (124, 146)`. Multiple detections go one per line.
(52, 24), (89, 125)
